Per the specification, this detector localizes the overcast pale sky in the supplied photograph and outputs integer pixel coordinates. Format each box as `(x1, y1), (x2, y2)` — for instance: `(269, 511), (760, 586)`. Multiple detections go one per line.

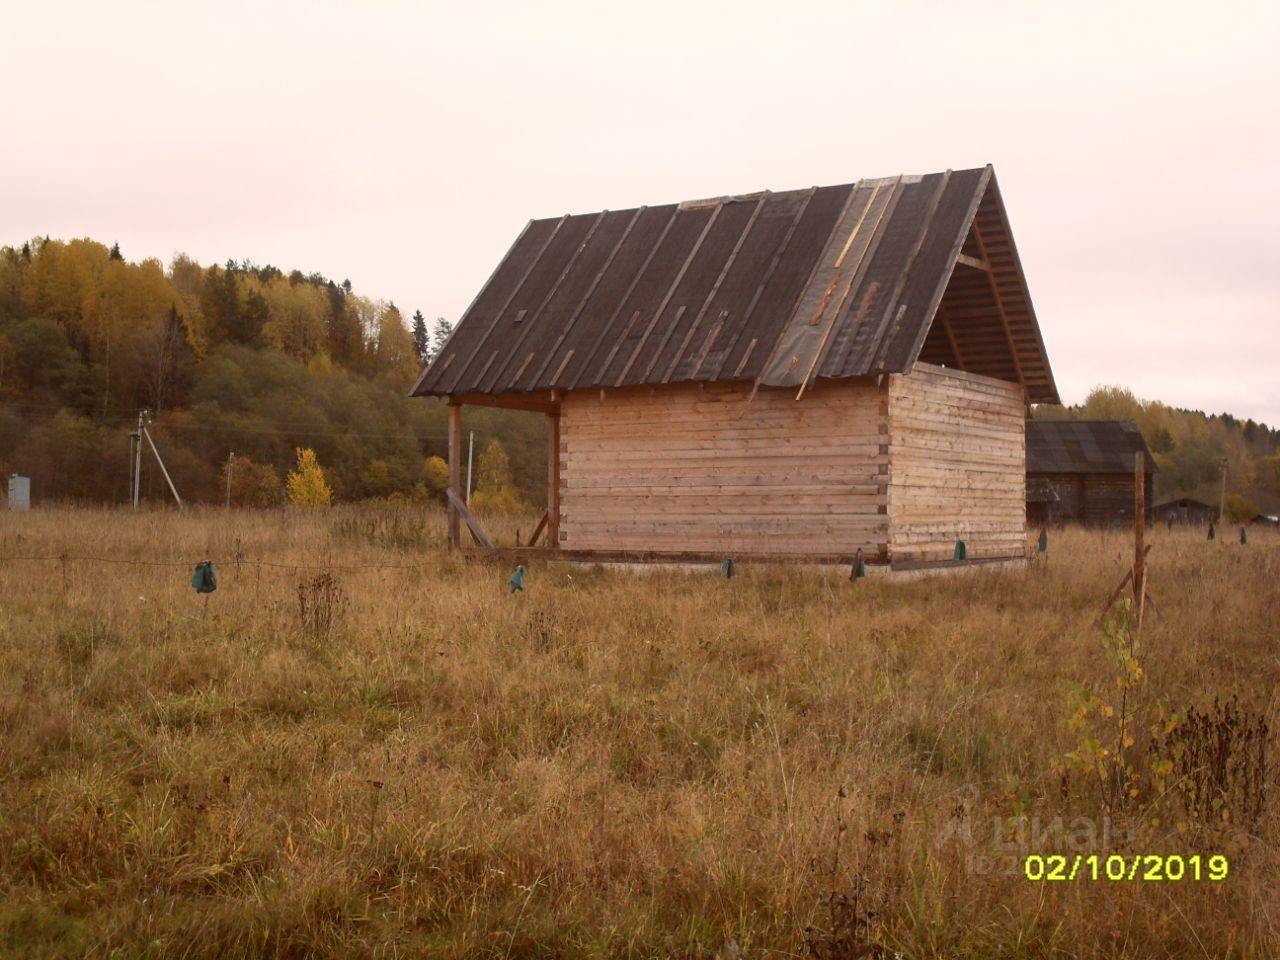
(3, 0), (1277, 424)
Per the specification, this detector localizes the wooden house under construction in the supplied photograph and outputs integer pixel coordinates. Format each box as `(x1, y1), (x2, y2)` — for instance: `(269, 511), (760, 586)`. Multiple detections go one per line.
(412, 165), (1059, 566)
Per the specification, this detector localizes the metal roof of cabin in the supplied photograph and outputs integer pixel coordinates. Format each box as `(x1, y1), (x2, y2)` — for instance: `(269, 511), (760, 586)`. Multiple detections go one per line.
(1026, 420), (1157, 475)
(413, 165), (1058, 403)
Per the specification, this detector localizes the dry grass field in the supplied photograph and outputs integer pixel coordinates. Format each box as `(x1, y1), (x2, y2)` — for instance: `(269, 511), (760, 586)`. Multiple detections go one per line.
(0, 505), (1276, 959)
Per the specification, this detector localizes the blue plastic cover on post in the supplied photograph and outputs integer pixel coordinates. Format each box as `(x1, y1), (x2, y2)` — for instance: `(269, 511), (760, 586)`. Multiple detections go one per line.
(191, 561), (217, 594)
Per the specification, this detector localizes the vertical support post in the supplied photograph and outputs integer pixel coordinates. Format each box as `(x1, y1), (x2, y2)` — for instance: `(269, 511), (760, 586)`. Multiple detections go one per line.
(547, 407), (561, 548)
(466, 430), (475, 503)
(1134, 451), (1145, 625)
(225, 451), (235, 509)
(447, 400), (462, 549)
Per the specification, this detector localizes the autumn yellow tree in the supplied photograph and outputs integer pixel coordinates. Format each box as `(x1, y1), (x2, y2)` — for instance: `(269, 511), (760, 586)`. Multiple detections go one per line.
(468, 439), (531, 514)
(286, 447), (332, 508)
(416, 455), (449, 502)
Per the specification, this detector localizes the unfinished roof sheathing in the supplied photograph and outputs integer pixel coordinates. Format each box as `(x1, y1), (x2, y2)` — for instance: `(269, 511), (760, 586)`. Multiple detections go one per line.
(413, 165), (1058, 403)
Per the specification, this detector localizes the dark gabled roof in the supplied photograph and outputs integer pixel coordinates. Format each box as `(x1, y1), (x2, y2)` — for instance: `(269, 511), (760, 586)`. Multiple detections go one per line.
(413, 165), (1058, 403)
(1027, 421), (1157, 475)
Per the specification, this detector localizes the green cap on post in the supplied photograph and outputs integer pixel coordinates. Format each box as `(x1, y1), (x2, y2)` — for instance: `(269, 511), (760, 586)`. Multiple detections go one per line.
(191, 561), (217, 594)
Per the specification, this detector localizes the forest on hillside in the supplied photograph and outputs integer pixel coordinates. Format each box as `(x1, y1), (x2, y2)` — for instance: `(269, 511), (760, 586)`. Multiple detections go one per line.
(1032, 387), (1280, 516)
(2, 236), (1277, 516)
(0, 238), (545, 507)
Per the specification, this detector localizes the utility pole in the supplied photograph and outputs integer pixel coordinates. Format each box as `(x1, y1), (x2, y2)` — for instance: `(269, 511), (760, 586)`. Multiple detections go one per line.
(131, 409), (148, 508)
(225, 451), (236, 508)
(466, 429), (475, 503)
(128, 428), (139, 506)
(130, 408), (183, 508)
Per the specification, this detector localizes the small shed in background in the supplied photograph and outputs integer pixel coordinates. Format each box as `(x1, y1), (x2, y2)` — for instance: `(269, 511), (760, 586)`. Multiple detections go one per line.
(1150, 497), (1217, 526)
(1026, 421), (1154, 525)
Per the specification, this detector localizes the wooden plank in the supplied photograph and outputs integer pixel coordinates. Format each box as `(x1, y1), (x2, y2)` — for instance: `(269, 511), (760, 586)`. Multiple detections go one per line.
(906, 361), (1024, 392)
(795, 179), (893, 399)
(446, 488), (497, 555)
(1134, 450), (1145, 624)
(547, 411), (561, 546)
(451, 392), (560, 414)
(954, 252), (991, 272)
(447, 402), (462, 549)
(527, 509), (549, 548)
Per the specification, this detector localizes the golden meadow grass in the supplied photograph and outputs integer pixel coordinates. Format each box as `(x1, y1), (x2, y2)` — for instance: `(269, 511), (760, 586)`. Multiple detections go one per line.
(0, 504), (1276, 958)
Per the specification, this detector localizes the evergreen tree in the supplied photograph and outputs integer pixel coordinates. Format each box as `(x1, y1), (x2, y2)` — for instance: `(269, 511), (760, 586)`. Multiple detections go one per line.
(430, 316), (454, 362)
(411, 309), (429, 364)
(108, 242), (123, 261)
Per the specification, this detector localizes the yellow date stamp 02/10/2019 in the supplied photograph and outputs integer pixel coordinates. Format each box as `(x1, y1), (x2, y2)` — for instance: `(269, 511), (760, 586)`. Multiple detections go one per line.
(1024, 854), (1229, 882)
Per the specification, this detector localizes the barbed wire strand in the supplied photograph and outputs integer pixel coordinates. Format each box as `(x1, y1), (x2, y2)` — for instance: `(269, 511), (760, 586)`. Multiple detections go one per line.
(0, 554), (460, 571)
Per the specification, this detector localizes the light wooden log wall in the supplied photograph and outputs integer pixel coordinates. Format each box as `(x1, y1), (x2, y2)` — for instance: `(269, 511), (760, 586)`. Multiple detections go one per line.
(559, 380), (889, 555)
(887, 362), (1026, 561)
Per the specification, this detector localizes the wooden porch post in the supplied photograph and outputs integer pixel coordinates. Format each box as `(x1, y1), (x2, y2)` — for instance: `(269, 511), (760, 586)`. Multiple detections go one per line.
(447, 400), (462, 549)
(547, 407), (561, 547)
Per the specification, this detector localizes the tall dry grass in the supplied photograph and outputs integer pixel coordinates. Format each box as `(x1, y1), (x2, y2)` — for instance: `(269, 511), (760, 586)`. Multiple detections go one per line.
(0, 503), (1276, 958)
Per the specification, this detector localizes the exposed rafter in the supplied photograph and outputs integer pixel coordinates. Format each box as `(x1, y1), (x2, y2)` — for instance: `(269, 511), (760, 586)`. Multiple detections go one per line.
(954, 252), (991, 272)
(967, 219), (1027, 394)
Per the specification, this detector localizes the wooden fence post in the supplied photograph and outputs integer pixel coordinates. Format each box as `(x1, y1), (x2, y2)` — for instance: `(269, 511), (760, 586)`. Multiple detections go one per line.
(1135, 451), (1146, 626)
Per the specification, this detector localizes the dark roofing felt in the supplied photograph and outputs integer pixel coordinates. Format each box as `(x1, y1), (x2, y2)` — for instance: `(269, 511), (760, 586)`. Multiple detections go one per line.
(413, 165), (1058, 403)
(1026, 421), (1157, 475)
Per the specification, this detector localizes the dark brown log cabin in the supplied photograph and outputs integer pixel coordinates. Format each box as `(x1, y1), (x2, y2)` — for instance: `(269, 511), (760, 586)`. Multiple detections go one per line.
(1150, 497), (1216, 525)
(414, 166), (1060, 566)
(1026, 421), (1155, 526)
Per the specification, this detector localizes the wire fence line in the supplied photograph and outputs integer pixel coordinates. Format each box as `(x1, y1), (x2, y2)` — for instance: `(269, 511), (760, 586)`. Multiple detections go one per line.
(0, 554), (451, 572)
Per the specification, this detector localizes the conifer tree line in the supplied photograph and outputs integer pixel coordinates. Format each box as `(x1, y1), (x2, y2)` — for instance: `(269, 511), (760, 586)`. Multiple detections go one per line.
(0, 237), (539, 506)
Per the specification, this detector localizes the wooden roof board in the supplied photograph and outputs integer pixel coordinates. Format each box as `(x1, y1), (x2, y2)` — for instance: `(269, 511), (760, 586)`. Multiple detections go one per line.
(411, 165), (1059, 403)
(1026, 420), (1157, 475)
